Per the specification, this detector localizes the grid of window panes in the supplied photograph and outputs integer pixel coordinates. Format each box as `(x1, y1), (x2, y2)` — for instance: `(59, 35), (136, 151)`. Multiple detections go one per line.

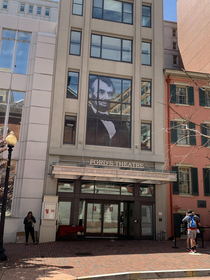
(92, 0), (133, 24)
(142, 42), (151, 65)
(70, 31), (81, 55)
(20, 3), (25, 12)
(86, 75), (131, 147)
(179, 168), (191, 194)
(81, 181), (133, 195)
(141, 123), (151, 150)
(142, 5), (151, 27)
(173, 55), (178, 65)
(140, 185), (155, 197)
(37, 6), (41, 14)
(177, 123), (189, 145)
(205, 90), (210, 107)
(63, 115), (77, 144)
(72, 0), (83, 16)
(141, 81), (151, 106)
(67, 71), (79, 99)
(91, 34), (132, 63)
(173, 42), (177, 50)
(176, 87), (187, 104)
(0, 90), (24, 140)
(29, 5), (33, 13)
(45, 8), (50, 16)
(0, 29), (31, 74)
(3, 1), (8, 9)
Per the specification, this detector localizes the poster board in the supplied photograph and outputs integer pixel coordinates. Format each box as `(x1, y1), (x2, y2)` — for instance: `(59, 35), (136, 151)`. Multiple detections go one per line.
(43, 202), (57, 220)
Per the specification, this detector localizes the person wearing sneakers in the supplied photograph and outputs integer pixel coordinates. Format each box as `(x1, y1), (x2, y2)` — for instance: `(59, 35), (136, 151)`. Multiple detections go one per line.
(182, 210), (200, 253)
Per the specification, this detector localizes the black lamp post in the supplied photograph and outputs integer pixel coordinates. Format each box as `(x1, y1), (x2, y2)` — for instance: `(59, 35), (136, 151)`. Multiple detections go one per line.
(0, 132), (17, 261)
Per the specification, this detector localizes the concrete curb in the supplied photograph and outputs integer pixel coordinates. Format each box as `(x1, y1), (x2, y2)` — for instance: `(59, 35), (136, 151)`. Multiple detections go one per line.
(77, 269), (210, 279)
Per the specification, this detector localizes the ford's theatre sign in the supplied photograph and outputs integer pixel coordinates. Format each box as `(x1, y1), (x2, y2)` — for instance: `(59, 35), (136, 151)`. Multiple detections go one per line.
(90, 159), (144, 169)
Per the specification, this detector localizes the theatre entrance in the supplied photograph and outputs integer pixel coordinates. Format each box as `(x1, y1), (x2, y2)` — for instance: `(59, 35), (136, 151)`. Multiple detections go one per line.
(82, 201), (135, 238)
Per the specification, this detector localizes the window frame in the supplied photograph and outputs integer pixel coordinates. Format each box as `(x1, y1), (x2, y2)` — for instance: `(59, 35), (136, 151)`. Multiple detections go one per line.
(92, 0), (133, 25)
(176, 86), (187, 105)
(72, 0), (84, 16)
(178, 167), (192, 195)
(63, 115), (77, 145)
(142, 41), (151, 66)
(177, 122), (190, 145)
(173, 55), (178, 65)
(173, 28), (177, 37)
(66, 71), (79, 99)
(90, 34), (132, 63)
(20, 3), (25, 12)
(28, 5), (33, 14)
(173, 42), (177, 50)
(142, 5), (151, 28)
(0, 29), (31, 75)
(69, 30), (82, 56)
(45, 7), (50, 16)
(37, 6), (41, 15)
(141, 122), (152, 151)
(3, 1), (8, 9)
(141, 80), (152, 107)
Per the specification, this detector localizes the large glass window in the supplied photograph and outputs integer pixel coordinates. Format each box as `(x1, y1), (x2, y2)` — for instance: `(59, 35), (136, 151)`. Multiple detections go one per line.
(0, 29), (31, 74)
(93, 0), (133, 24)
(0, 90), (24, 140)
(70, 31), (81, 56)
(67, 71), (79, 99)
(58, 202), (71, 225)
(58, 180), (74, 193)
(73, 0), (83, 16)
(141, 81), (151, 106)
(63, 115), (77, 144)
(81, 181), (133, 195)
(142, 42), (151, 65)
(91, 34), (132, 63)
(141, 123), (151, 150)
(142, 5), (151, 27)
(86, 75), (131, 148)
(176, 87), (187, 104)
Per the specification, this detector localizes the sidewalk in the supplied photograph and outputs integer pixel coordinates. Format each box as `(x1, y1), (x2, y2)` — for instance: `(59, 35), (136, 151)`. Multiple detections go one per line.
(1, 239), (210, 279)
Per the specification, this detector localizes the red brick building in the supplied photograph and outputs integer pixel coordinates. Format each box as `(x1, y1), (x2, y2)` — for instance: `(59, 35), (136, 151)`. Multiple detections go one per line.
(165, 68), (210, 240)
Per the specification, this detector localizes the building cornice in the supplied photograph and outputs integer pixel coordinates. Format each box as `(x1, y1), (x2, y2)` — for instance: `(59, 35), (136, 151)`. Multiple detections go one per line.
(164, 68), (210, 81)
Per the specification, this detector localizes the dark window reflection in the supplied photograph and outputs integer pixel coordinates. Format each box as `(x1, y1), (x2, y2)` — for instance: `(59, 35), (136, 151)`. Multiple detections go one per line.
(70, 31), (81, 56)
(92, 0), (133, 25)
(141, 81), (151, 106)
(67, 71), (79, 99)
(86, 75), (131, 148)
(141, 123), (151, 150)
(142, 5), (151, 28)
(140, 185), (154, 197)
(91, 34), (132, 63)
(63, 115), (76, 144)
(142, 42), (151, 65)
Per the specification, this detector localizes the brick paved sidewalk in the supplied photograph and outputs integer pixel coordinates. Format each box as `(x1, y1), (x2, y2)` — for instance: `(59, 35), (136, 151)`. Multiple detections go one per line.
(0, 239), (210, 279)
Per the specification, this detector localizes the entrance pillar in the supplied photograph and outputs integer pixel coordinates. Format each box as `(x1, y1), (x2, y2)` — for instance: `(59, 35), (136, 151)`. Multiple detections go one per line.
(134, 201), (140, 239)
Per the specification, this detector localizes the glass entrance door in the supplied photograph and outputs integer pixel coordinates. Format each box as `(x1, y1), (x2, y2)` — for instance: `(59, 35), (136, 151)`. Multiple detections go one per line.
(85, 202), (119, 237)
(140, 204), (154, 239)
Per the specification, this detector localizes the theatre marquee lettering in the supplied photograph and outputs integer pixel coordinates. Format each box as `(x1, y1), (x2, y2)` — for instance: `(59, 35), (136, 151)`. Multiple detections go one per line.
(90, 159), (144, 169)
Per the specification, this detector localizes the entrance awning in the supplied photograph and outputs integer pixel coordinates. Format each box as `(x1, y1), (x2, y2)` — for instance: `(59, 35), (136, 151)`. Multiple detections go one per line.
(51, 165), (177, 184)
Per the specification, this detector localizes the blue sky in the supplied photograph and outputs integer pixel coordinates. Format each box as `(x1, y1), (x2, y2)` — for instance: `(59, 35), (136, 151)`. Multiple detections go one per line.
(54, 0), (178, 22)
(163, 0), (178, 22)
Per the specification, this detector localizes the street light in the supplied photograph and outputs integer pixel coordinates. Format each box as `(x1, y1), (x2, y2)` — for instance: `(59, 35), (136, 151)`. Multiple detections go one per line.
(0, 132), (17, 261)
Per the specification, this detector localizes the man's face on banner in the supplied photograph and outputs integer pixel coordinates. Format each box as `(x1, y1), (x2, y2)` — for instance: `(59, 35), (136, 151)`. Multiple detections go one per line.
(89, 78), (114, 112)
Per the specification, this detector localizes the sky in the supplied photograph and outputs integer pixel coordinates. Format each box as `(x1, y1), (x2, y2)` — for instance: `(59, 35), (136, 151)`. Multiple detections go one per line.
(54, 0), (178, 23)
(163, 0), (178, 22)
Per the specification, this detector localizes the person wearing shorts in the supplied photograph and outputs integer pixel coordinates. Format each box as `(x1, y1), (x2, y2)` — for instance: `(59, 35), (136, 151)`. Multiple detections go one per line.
(182, 210), (200, 253)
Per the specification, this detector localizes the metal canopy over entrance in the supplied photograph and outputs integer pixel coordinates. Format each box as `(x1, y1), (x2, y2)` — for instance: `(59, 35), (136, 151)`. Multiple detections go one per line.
(52, 165), (177, 184)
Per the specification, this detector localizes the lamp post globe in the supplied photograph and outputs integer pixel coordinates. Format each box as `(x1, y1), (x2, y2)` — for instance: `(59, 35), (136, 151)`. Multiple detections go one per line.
(0, 131), (17, 261)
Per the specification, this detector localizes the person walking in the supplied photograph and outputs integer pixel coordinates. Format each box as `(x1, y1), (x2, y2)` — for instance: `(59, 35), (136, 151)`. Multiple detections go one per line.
(23, 211), (37, 245)
(182, 210), (200, 254)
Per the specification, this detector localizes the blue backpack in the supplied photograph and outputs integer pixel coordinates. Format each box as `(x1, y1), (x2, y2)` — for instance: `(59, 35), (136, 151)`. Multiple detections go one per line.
(189, 215), (196, 228)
